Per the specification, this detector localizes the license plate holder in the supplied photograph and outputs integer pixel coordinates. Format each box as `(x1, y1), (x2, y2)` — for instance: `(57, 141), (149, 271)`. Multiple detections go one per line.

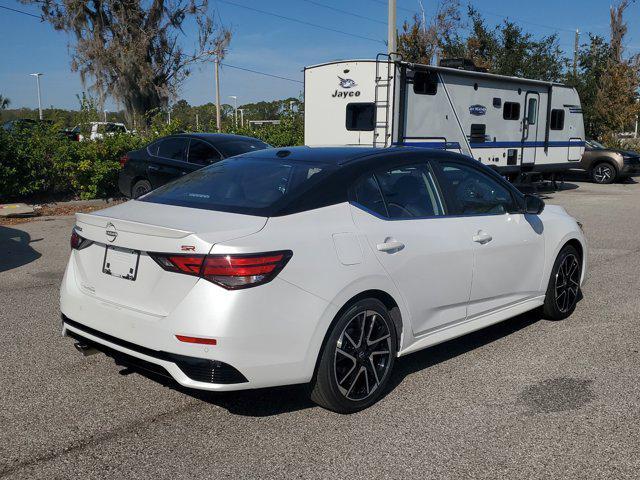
(102, 246), (140, 281)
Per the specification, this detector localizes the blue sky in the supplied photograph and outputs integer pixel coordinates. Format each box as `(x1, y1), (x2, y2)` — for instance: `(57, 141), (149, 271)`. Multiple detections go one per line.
(1, 0), (638, 110)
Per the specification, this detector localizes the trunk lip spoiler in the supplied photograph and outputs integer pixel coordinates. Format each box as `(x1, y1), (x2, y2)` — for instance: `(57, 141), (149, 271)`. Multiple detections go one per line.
(75, 212), (192, 239)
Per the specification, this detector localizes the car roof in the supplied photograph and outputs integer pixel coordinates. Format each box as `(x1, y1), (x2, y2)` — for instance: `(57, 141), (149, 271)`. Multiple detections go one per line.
(238, 145), (474, 166)
(168, 132), (268, 143)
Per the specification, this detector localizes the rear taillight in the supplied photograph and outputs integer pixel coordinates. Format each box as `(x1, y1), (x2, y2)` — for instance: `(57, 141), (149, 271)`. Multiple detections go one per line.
(149, 251), (292, 289)
(119, 155), (129, 168)
(70, 229), (92, 250)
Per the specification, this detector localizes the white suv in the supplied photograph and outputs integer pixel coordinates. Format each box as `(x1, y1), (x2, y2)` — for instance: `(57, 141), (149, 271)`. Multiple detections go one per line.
(72, 122), (129, 141)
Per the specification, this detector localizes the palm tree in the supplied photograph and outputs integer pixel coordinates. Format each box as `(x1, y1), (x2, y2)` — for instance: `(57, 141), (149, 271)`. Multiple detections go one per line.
(0, 94), (9, 110)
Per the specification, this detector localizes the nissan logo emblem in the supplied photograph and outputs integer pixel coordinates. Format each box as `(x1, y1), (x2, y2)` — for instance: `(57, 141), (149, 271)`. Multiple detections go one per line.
(105, 222), (118, 242)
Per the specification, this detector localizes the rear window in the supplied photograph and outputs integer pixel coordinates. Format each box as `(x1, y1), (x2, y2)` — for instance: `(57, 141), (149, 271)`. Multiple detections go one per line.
(140, 156), (333, 216)
(216, 139), (270, 158)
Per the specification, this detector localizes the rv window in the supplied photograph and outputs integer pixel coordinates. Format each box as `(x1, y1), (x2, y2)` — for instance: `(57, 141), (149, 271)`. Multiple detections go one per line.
(470, 124), (486, 143)
(527, 98), (538, 125)
(503, 102), (520, 121)
(346, 103), (375, 131)
(550, 109), (565, 130)
(413, 70), (438, 95)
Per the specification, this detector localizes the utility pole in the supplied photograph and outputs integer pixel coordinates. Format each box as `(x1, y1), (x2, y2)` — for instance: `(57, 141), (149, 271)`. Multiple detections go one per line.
(196, 113), (199, 131)
(214, 57), (222, 132)
(388, 0), (396, 55)
(238, 108), (245, 128)
(573, 29), (580, 78)
(29, 73), (43, 120)
(229, 95), (238, 128)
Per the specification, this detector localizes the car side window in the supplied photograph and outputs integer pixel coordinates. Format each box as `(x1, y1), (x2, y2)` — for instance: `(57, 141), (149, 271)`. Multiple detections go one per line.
(437, 162), (517, 216)
(157, 137), (189, 161)
(188, 140), (221, 166)
(376, 165), (444, 218)
(354, 175), (387, 217)
(353, 164), (444, 219)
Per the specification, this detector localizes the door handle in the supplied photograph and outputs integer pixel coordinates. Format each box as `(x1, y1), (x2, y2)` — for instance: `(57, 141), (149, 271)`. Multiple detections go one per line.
(376, 239), (405, 253)
(472, 231), (493, 244)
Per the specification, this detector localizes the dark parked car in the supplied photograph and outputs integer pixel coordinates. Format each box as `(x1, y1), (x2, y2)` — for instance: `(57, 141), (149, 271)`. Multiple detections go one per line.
(118, 133), (271, 198)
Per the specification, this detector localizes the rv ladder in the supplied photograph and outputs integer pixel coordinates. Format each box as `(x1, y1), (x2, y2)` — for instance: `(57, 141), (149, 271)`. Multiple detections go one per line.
(374, 53), (393, 148)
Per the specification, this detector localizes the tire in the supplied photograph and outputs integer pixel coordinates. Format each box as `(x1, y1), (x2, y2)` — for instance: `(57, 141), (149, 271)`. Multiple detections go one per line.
(131, 179), (152, 199)
(310, 298), (398, 413)
(542, 245), (582, 320)
(590, 162), (617, 184)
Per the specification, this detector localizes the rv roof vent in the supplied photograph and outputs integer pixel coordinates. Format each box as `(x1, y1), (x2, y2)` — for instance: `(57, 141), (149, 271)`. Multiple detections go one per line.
(439, 58), (488, 73)
(276, 150), (291, 158)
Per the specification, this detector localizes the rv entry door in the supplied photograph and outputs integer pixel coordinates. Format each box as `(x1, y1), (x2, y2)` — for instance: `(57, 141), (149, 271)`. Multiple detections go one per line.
(521, 92), (540, 167)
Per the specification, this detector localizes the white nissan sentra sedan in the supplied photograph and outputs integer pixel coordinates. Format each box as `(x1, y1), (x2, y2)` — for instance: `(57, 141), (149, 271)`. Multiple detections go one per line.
(60, 147), (586, 413)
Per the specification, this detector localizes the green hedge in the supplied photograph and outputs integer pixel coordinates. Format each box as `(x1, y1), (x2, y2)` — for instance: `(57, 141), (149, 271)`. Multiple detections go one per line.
(0, 125), (146, 200)
(0, 114), (304, 201)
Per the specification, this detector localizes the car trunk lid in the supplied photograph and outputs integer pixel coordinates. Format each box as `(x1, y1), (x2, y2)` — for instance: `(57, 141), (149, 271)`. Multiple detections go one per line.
(72, 201), (267, 316)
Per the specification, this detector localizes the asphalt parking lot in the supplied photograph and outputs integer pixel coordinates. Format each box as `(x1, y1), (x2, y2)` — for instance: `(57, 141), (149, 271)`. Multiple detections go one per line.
(2, 177), (640, 479)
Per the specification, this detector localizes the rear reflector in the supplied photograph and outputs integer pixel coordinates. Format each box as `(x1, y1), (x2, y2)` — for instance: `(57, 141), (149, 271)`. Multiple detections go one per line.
(119, 155), (129, 167)
(149, 251), (292, 289)
(176, 335), (217, 346)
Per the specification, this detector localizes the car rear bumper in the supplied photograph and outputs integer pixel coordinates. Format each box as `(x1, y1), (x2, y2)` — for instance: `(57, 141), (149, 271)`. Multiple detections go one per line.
(60, 253), (337, 391)
(63, 316), (249, 386)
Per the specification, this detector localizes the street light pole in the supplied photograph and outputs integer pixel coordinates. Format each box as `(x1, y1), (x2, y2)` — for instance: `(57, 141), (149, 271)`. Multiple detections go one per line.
(214, 57), (222, 132)
(238, 108), (245, 128)
(229, 95), (238, 128)
(30, 73), (43, 120)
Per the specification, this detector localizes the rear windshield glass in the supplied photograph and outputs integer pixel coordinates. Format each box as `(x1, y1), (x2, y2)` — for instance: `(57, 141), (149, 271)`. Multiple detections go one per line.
(216, 139), (271, 157)
(140, 156), (332, 216)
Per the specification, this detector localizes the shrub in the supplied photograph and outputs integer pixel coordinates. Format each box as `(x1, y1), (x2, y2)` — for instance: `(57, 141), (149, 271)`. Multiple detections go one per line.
(0, 124), (146, 201)
(0, 115), (304, 202)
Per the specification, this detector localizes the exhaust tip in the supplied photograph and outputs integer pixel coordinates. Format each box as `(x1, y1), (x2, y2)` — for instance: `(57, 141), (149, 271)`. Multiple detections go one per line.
(74, 341), (99, 356)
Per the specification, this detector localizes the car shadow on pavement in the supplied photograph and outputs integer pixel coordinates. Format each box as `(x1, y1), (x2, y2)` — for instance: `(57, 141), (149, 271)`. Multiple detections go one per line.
(0, 224), (42, 273)
(118, 309), (544, 417)
(515, 181), (579, 198)
(386, 309), (543, 394)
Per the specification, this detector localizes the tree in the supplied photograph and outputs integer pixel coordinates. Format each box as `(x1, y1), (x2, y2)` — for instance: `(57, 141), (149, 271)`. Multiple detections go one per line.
(23, 0), (231, 127)
(397, 0), (461, 64)
(591, 1), (640, 140)
(0, 95), (9, 110)
(570, 35), (612, 137)
(440, 7), (567, 82)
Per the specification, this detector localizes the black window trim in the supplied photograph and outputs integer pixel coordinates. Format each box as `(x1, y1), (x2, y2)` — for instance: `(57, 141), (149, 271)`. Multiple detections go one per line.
(345, 102), (376, 132)
(429, 158), (524, 217)
(503, 101), (521, 121)
(349, 159), (449, 221)
(411, 68), (439, 96)
(550, 108), (565, 130)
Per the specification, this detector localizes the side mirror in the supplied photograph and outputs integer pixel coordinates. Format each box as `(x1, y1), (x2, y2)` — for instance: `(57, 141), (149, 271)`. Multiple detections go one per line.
(524, 194), (545, 215)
